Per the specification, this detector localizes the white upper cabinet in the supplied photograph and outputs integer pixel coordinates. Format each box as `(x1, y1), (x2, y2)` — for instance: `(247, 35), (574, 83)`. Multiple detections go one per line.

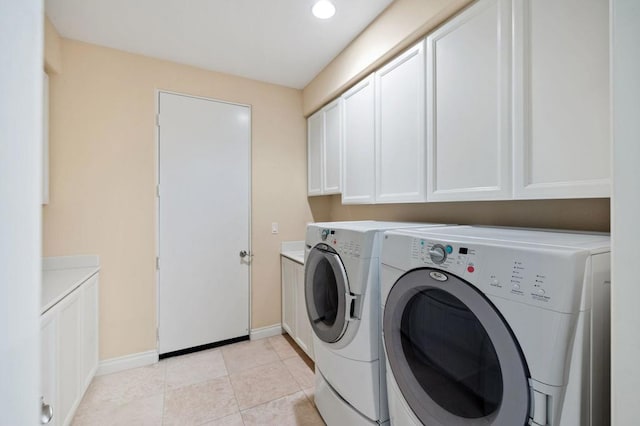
(342, 75), (376, 204)
(307, 99), (342, 196)
(323, 99), (342, 194)
(317, 0), (610, 204)
(513, 0), (610, 199)
(426, 0), (512, 201)
(307, 111), (323, 195)
(375, 41), (427, 203)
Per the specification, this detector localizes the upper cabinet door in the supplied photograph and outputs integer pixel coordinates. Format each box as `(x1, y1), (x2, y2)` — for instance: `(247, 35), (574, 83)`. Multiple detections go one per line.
(342, 75), (376, 204)
(375, 41), (426, 203)
(426, 0), (512, 202)
(513, 0), (610, 199)
(323, 99), (342, 195)
(307, 110), (323, 196)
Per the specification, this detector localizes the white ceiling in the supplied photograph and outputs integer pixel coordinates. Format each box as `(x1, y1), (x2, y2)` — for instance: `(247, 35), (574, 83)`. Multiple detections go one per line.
(45, 0), (394, 89)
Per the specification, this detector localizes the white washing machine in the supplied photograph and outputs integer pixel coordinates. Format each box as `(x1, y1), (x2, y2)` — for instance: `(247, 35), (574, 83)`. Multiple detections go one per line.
(304, 221), (449, 426)
(380, 226), (610, 426)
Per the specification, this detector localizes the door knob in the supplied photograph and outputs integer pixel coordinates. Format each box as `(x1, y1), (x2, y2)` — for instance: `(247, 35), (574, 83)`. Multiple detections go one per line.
(41, 397), (53, 424)
(239, 250), (252, 258)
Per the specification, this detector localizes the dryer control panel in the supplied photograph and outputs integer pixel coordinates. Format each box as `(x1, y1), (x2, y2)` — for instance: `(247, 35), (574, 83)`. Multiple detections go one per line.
(385, 235), (590, 314)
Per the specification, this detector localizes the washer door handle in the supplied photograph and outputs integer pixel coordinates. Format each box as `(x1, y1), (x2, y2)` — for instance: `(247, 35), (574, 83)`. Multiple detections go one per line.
(345, 293), (359, 322)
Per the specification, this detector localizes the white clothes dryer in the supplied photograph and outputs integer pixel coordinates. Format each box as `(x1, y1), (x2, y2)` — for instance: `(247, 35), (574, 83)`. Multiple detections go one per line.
(380, 226), (610, 426)
(304, 221), (450, 426)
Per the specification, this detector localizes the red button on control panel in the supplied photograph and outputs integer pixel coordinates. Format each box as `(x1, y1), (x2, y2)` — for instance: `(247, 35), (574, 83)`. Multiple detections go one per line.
(467, 266), (475, 273)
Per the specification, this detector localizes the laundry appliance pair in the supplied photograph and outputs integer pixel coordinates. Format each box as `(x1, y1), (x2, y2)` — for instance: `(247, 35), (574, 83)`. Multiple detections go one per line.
(305, 221), (610, 426)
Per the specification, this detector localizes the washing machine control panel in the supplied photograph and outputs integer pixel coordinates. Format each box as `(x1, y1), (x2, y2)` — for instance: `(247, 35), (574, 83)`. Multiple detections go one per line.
(406, 237), (584, 313)
(319, 228), (363, 258)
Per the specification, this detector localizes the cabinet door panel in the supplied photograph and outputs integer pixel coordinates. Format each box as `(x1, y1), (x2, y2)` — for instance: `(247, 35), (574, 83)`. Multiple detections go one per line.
(281, 258), (296, 336)
(514, 0), (610, 198)
(58, 291), (81, 426)
(342, 76), (375, 204)
(376, 42), (426, 203)
(41, 310), (58, 426)
(80, 275), (99, 393)
(294, 262), (313, 359)
(427, 0), (511, 201)
(307, 111), (323, 196)
(323, 100), (342, 194)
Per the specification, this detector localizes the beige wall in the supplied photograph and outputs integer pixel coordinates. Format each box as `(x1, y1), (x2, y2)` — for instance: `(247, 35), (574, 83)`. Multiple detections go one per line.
(43, 38), (314, 360)
(302, 0), (473, 115)
(311, 196), (610, 232)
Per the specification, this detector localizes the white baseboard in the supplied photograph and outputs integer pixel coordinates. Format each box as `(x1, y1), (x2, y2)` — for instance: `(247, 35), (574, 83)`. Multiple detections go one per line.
(96, 350), (159, 376)
(250, 324), (283, 340)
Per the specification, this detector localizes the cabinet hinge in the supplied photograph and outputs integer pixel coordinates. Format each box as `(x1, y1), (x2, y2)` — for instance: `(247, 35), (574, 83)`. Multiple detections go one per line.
(156, 256), (160, 270)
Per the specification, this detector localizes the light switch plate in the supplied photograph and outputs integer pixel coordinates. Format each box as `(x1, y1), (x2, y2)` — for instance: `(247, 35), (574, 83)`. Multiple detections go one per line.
(271, 222), (279, 234)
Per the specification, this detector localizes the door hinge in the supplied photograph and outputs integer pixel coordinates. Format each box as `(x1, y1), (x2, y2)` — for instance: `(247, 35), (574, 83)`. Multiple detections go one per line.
(156, 256), (160, 270)
(156, 184), (160, 198)
(156, 327), (159, 341)
(156, 113), (160, 127)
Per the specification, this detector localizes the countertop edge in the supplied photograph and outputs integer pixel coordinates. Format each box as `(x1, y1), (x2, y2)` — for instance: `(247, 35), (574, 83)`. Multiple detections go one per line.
(281, 251), (305, 265)
(41, 262), (100, 315)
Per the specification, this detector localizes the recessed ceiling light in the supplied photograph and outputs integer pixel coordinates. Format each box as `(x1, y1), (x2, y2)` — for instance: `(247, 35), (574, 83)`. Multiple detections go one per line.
(312, 0), (336, 19)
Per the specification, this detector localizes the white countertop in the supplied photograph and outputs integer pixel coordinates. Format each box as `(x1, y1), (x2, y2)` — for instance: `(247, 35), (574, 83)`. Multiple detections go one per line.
(42, 255), (100, 314)
(281, 241), (305, 265)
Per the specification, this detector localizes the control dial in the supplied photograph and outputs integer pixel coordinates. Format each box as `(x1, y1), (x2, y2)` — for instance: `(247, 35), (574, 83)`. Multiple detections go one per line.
(321, 229), (330, 241)
(429, 244), (447, 264)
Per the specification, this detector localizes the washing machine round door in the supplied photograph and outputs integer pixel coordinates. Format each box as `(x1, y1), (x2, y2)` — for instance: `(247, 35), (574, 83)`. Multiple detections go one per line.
(383, 268), (531, 425)
(305, 243), (350, 343)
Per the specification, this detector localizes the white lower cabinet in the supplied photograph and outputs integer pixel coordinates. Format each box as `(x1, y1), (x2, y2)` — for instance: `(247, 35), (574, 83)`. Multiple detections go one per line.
(281, 256), (314, 360)
(57, 290), (81, 426)
(40, 310), (58, 426)
(80, 276), (99, 392)
(281, 258), (296, 336)
(41, 273), (99, 426)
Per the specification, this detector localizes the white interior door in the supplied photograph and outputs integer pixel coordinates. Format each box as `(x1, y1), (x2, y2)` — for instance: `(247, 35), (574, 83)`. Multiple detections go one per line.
(158, 92), (250, 355)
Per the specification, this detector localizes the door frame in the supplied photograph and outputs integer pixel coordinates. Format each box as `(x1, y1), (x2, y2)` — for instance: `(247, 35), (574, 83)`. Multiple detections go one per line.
(154, 89), (253, 352)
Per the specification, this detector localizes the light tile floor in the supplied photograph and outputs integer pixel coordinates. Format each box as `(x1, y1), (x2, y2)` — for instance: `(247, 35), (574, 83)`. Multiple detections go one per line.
(73, 335), (325, 426)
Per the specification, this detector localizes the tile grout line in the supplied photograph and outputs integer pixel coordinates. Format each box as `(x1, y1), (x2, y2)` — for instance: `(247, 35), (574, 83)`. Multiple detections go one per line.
(220, 342), (245, 425)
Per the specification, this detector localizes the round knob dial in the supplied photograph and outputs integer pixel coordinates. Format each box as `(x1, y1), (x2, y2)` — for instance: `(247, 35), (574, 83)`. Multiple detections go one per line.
(321, 229), (330, 241)
(429, 244), (447, 264)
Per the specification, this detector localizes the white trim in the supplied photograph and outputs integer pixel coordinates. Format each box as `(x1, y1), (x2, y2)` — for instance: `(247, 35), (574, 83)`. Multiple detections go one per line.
(96, 350), (159, 376)
(250, 324), (283, 340)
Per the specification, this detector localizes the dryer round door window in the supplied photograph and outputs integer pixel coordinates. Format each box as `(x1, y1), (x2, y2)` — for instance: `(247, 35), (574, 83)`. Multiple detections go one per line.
(383, 268), (531, 425)
(304, 244), (350, 343)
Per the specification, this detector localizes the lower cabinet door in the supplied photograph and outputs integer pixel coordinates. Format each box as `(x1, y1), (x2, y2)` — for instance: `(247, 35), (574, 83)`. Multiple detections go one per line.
(41, 310), (58, 426)
(57, 290), (81, 426)
(80, 275), (99, 393)
(281, 258), (296, 336)
(294, 262), (314, 360)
